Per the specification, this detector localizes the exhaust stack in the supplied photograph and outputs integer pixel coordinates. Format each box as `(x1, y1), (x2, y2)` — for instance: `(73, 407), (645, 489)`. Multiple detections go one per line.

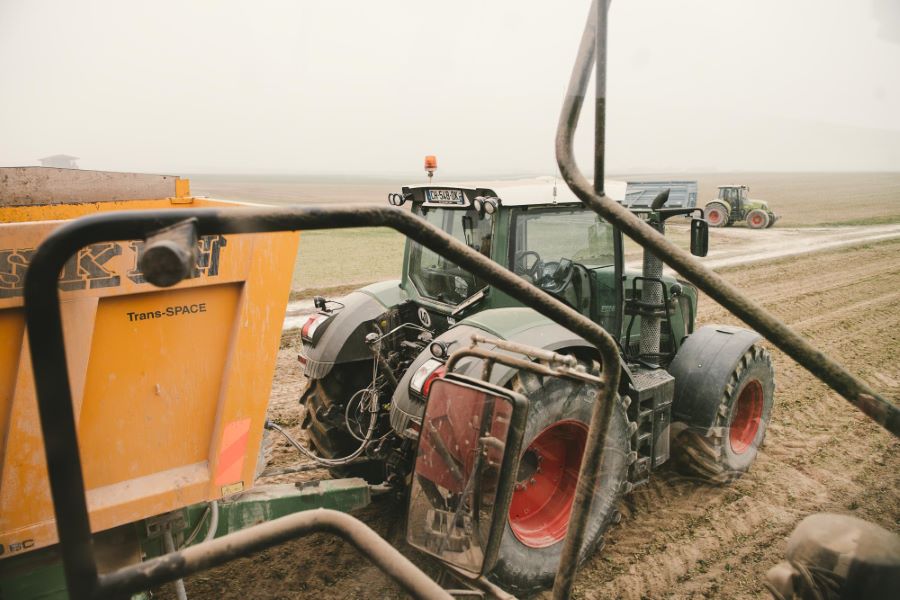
(639, 189), (670, 364)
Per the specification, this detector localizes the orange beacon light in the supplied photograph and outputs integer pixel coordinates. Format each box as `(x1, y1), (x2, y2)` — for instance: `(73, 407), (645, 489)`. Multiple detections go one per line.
(424, 155), (437, 181)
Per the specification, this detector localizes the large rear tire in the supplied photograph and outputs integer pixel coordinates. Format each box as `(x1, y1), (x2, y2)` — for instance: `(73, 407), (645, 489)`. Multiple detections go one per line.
(489, 369), (631, 595)
(705, 202), (730, 228)
(673, 345), (775, 483)
(300, 363), (387, 482)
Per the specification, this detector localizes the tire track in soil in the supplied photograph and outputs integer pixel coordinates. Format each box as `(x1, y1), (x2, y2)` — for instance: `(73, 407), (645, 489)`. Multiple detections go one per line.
(156, 240), (900, 600)
(569, 239), (900, 600)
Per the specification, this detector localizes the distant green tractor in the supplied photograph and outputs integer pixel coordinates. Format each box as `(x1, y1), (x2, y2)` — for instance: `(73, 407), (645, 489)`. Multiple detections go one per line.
(705, 185), (778, 229)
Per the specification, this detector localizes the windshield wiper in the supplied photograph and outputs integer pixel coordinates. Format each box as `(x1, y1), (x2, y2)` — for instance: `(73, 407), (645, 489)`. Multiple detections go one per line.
(451, 287), (488, 316)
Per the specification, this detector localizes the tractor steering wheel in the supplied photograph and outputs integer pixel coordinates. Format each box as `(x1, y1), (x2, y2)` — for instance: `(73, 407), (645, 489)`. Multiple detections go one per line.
(514, 251), (544, 282)
(539, 258), (574, 294)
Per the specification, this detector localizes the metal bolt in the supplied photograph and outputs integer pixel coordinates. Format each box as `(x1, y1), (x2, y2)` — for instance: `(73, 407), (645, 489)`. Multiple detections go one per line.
(530, 478), (536, 485)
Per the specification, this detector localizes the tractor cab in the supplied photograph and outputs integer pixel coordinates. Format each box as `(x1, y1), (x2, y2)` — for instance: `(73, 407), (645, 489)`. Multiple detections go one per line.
(717, 185), (749, 214)
(394, 183), (620, 334)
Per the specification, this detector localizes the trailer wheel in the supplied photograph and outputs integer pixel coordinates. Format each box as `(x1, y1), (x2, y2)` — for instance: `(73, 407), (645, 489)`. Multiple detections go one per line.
(705, 202), (730, 227)
(300, 365), (386, 482)
(747, 209), (770, 229)
(673, 345), (775, 483)
(489, 369), (630, 595)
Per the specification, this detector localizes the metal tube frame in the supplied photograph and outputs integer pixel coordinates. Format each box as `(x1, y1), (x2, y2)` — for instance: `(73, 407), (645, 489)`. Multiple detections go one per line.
(21, 1), (898, 597)
(23, 204), (622, 599)
(551, 0), (899, 598)
(101, 508), (451, 599)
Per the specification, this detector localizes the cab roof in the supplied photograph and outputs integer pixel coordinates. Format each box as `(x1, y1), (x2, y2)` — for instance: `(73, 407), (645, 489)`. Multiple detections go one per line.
(406, 178), (626, 207)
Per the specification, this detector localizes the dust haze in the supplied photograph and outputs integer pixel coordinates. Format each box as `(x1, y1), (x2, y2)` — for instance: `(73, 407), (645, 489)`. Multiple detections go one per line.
(1, 0), (898, 176)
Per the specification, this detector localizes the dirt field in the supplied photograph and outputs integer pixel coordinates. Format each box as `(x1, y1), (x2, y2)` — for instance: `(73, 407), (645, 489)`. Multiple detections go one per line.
(626, 172), (900, 228)
(573, 238), (900, 599)
(159, 237), (900, 599)
(190, 172), (900, 295)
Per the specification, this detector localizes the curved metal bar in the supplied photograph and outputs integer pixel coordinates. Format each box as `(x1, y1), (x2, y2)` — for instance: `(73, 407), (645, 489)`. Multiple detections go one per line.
(551, 1), (899, 598)
(445, 344), (603, 385)
(554, 1), (899, 437)
(97, 508), (451, 600)
(23, 204), (622, 598)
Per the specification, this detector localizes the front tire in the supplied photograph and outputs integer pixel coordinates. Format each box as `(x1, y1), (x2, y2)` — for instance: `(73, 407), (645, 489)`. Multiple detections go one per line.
(673, 345), (775, 483)
(489, 370), (631, 595)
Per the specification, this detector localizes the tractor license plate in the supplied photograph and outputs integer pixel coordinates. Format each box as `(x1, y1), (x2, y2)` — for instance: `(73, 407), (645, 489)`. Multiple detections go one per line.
(426, 189), (465, 205)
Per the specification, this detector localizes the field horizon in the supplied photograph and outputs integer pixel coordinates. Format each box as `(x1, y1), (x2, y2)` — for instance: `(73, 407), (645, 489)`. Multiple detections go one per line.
(189, 172), (900, 295)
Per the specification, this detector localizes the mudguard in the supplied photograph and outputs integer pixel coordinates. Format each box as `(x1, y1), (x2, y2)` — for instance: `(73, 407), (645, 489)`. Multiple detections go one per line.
(389, 307), (598, 437)
(667, 324), (762, 434)
(300, 282), (406, 378)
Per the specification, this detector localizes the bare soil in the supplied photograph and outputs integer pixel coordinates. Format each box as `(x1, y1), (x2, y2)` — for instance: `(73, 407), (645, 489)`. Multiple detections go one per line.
(158, 238), (900, 599)
(624, 172), (900, 227)
(571, 238), (900, 600)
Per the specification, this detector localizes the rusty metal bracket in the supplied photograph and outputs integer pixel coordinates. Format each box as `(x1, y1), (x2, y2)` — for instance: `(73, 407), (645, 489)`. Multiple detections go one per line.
(445, 334), (604, 386)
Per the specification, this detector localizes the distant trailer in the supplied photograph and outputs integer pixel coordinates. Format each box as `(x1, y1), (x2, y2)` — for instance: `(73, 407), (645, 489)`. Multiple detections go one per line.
(623, 180), (698, 209)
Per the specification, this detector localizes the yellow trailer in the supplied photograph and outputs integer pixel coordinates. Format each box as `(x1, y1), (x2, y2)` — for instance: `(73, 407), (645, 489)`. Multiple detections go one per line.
(0, 168), (300, 560)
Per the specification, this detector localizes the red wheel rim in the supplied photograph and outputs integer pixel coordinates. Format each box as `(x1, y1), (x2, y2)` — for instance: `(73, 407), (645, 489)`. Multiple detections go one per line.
(708, 208), (724, 225)
(508, 420), (587, 548)
(751, 214), (763, 227)
(729, 380), (763, 454)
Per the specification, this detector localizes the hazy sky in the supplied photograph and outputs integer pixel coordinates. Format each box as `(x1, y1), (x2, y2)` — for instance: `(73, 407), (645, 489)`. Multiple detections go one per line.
(2, 0), (899, 176)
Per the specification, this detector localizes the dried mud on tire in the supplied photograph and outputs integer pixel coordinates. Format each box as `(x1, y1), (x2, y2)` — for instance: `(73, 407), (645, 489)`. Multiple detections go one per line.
(155, 239), (900, 600)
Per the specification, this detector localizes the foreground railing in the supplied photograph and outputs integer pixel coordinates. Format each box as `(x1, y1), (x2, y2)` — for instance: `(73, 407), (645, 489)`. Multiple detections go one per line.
(551, 1), (899, 598)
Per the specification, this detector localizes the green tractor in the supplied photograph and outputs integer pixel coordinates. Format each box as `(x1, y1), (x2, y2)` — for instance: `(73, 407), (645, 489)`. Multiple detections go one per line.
(298, 181), (776, 593)
(705, 184), (778, 229)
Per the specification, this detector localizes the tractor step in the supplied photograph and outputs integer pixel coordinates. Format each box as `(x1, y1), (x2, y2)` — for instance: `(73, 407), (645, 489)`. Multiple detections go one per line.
(625, 367), (675, 486)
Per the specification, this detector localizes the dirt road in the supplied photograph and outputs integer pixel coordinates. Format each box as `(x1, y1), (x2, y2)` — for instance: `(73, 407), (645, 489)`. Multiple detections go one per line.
(163, 237), (900, 599)
(283, 223), (900, 328)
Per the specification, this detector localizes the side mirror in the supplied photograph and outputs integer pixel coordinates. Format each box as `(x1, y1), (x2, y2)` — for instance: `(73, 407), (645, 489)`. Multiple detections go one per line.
(407, 374), (528, 577)
(388, 192), (407, 206)
(691, 217), (709, 257)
